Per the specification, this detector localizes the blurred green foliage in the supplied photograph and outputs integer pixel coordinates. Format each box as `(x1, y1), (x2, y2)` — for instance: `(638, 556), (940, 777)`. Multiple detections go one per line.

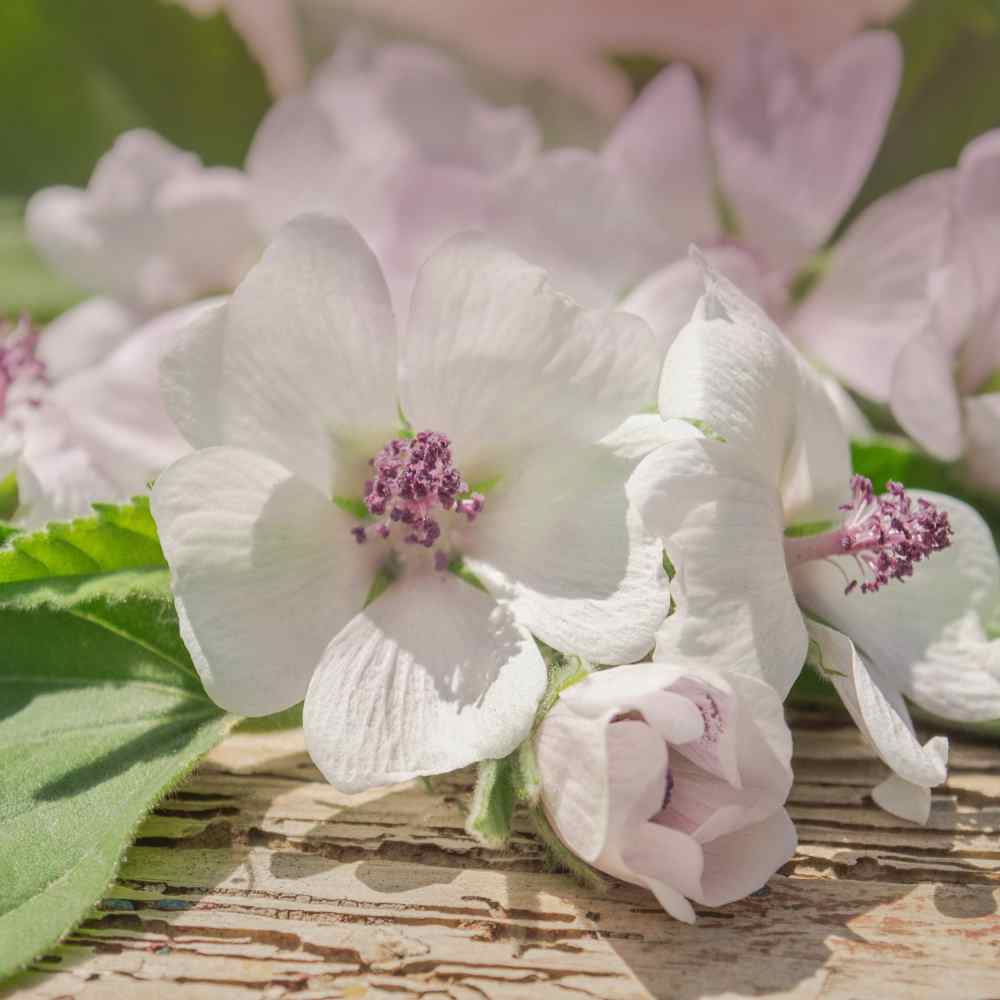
(849, 0), (1000, 219)
(0, 198), (83, 320)
(0, 0), (270, 195)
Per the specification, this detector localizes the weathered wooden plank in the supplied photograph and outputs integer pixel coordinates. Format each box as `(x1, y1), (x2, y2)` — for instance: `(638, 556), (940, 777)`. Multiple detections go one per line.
(5, 714), (1000, 1000)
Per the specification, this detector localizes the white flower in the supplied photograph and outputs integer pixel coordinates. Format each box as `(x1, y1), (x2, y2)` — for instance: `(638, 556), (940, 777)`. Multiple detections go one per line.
(629, 263), (1000, 824)
(247, 34), (540, 314)
(535, 662), (796, 923)
(26, 129), (261, 360)
(150, 214), (666, 792)
(793, 130), (1000, 493)
(0, 308), (197, 528)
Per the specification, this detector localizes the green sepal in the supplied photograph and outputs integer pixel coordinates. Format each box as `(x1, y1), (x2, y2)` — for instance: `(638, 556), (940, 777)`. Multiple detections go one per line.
(465, 756), (515, 850)
(529, 806), (606, 893)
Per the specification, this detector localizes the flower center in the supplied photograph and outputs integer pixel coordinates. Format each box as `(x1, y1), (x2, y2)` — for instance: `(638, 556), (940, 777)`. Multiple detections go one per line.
(351, 430), (484, 564)
(0, 317), (46, 419)
(783, 475), (952, 595)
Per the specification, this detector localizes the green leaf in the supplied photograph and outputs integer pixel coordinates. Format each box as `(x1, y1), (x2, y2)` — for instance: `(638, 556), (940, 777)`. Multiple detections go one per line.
(0, 200), (84, 322)
(465, 756), (515, 849)
(0, 569), (231, 980)
(0, 472), (18, 522)
(0, 496), (165, 585)
(0, 0), (270, 196)
(848, 0), (1000, 222)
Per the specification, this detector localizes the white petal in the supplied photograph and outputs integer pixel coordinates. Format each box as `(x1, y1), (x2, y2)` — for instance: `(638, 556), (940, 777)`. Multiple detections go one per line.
(602, 64), (717, 247)
(161, 215), (399, 495)
(491, 150), (682, 308)
(659, 263), (802, 487)
(890, 328), (964, 461)
(622, 247), (764, 360)
(630, 432), (808, 696)
(712, 32), (901, 272)
(36, 298), (138, 382)
(400, 231), (659, 472)
(694, 810), (797, 907)
(466, 445), (667, 665)
(962, 393), (1000, 495)
(871, 773), (934, 825)
(303, 570), (547, 792)
(779, 356), (854, 526)
(793, 494), (1000, 722)
(599, 414), (684, 461)
(804, 620), (948, 791)
(151, 446), (376, 715)
(790, 171), (954, 401)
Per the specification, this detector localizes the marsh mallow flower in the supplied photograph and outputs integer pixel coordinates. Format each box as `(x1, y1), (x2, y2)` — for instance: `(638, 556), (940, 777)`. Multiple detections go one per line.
(151, 214), (667, 792)
(794, 130), (1000, 493)
(629, 263), (1000, 823)
(535, 663), (796, 922)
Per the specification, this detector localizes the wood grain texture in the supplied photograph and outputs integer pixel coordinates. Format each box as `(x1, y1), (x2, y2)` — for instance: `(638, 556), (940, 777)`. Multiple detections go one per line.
(5, 710), (999, 1000)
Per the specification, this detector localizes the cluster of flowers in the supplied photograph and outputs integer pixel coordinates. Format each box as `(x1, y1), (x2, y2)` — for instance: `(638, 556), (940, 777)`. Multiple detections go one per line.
(5, 26), (1000, 920)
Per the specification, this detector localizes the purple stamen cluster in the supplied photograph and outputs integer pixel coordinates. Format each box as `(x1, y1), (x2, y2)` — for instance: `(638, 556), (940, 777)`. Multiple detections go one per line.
(839, 475), (952, 595)
(0, 317), (45, 418)
(352, 430), (484, 550)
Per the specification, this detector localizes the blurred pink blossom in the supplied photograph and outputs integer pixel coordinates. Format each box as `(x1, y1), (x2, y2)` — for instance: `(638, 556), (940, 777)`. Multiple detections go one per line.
(1, 306), (197, 527)
(497, 31), (901, 352)
(793, 131), (1000, 492)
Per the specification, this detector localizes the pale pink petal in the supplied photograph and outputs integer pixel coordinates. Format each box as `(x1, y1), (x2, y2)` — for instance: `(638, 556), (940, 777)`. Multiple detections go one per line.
(36, 298), (138, 382)
(492, 150), (682, 307)
(890, 327), (965, 461)
(46, 302), (208, 495)
(603, 64), (717, 246)
(695, 810), (797, 906)
(712, 31), (901, 273)
(790, 171), (954, 401)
